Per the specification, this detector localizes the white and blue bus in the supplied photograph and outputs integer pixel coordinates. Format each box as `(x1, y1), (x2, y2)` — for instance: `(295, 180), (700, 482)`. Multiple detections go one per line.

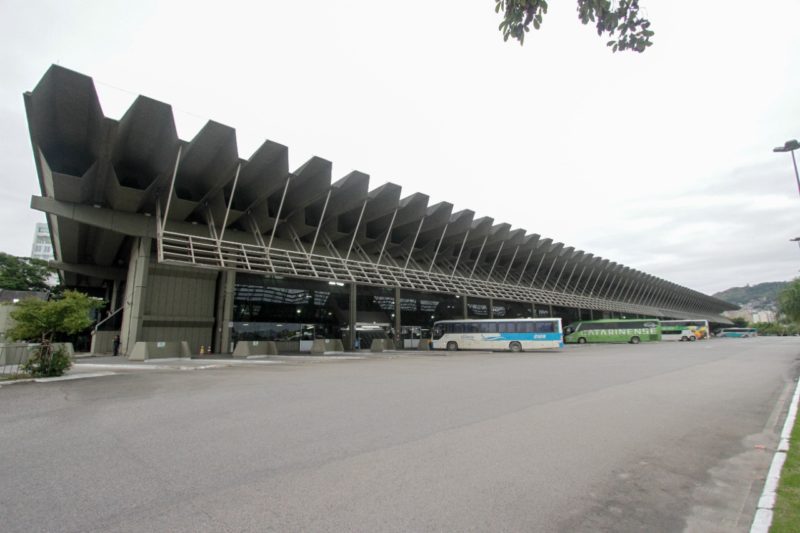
(717, 327), (758, 338)
(431, 318), (563, 352)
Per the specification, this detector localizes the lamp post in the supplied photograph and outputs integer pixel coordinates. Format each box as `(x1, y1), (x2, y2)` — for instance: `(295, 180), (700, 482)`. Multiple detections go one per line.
(774, 139), (800, 197)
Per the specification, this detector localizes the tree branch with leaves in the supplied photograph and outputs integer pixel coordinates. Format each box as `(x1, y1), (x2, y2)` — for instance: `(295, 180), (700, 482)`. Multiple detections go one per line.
(779, 279), (800, 324)
(0, 252), (55, 291)
(495, 0), (654, 52)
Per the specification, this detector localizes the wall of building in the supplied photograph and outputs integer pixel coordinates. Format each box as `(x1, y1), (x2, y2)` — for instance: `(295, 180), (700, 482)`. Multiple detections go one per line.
(141, 263), (218, 353)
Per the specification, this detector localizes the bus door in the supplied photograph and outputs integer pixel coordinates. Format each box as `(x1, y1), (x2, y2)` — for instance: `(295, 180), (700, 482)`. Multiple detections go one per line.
(401, 326), (422, 349)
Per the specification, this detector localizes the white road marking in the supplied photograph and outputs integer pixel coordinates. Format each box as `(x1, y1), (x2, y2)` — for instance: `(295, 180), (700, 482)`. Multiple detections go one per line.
(76, 363), (170, 370)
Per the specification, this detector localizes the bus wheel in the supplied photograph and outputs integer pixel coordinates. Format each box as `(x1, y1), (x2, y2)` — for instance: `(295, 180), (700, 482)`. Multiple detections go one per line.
(509, 341), (522, 352)
(446, 341), (459, 351)
(688, 336), (696, 342)
(630, 336), (641, 344)
(578, 337), (587, 344)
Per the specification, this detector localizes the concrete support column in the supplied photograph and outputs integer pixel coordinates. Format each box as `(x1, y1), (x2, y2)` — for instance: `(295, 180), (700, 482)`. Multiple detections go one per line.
(119, 237), (151, 356)
(104, 282), (113, 310)
(589, 309), (594, 320)
(394, 286), (401, 349)
(549, 305), (554, 317)
(110, 279), (121, 311)
(214, 270), (236, 354)
(349, 283), (357, 351)
(489, 298), (494, 319)
(462, 295), (468, 318)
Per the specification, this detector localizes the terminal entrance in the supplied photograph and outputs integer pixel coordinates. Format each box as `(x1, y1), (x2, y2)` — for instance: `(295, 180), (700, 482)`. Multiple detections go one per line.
(225, 272), (583, 353)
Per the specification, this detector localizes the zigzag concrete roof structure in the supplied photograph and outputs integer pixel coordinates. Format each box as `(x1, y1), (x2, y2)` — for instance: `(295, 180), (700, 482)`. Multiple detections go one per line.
(24, 65), (735, 355)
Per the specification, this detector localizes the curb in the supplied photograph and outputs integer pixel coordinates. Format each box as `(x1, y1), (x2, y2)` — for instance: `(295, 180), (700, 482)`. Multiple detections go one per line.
(0, 372), (116, 387)
(751, 376), (800, 533)
(34, 372), (116, 382)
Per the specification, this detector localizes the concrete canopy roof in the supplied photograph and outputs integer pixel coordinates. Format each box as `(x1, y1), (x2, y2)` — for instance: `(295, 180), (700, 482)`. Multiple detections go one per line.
(24, 65), (737, 320)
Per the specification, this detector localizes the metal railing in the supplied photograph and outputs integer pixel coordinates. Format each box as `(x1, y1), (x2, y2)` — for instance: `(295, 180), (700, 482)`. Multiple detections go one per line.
(93, 306), (123, 334)
(156, 230), (685, 318)
(0, 343), (34, 376)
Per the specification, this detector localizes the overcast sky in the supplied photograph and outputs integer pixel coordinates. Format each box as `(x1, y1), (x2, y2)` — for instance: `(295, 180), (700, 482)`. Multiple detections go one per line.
(1, 0), (798, 295)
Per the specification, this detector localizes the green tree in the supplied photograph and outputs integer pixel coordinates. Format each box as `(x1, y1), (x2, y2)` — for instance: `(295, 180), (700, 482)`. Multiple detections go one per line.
(0, 252), (54, 291)
(779, 279), (800, 323)
(6, 291), (103, 377)
(495, 0), (654, 51)
(730, 317), (749, 328)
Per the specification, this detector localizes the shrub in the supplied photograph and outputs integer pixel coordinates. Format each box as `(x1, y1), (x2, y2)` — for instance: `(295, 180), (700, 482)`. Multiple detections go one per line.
(21, 343), (71, 378)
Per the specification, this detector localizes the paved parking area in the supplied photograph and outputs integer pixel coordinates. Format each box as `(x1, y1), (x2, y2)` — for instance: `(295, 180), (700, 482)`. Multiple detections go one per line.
(1, 338), (798, 532)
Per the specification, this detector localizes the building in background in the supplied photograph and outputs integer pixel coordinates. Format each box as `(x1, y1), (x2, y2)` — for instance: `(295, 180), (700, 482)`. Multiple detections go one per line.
(724, 309), (778, 324)
(752, 310), (777, 323)
(30, 222), (53, 261)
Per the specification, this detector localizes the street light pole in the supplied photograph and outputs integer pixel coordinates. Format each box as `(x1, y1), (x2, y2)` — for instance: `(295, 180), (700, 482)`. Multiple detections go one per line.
(774, 139), (800, 197)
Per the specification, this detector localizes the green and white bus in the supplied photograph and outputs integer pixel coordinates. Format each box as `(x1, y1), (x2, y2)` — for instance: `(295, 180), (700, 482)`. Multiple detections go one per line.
(431, 318), (563, 352)
(661, 319), (709, 340)
(564, 319), (661, 344)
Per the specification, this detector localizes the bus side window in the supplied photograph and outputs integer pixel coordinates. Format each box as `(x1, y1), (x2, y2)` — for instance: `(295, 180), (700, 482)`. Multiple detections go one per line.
(454, 323), (464, 334)
(535, 322), (554, 333)
(479, 322), (492, 333)
(466, 323), (479, 333)
(523, 322), (535, 333)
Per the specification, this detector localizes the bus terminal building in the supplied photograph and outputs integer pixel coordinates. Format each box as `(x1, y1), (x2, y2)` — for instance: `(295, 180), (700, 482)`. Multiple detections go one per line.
(24, 66), (737, 356)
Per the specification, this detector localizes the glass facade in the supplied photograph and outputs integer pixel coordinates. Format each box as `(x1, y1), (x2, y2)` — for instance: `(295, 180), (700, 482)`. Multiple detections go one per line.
(400, 290), (462, 328)
(467, 297), (490, 318)
(356, 285), (396, 327)
(552, 305), (580, 325)
(494, 299), (534, 319)
(228, 273), (608, 350)
(232, 274), (349, 342)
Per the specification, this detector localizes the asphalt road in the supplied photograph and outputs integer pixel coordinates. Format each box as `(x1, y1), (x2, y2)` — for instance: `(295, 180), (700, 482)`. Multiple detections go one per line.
(1, 337), (798, 532)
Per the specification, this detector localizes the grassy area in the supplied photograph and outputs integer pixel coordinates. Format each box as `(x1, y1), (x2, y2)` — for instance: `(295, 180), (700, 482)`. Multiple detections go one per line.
(771, 407), (800, 532)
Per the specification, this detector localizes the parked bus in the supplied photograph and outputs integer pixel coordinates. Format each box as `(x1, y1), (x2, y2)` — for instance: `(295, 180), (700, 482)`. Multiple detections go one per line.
(717, 327), (758, 338)
(661, 319), (709, 339)
(661, 328), (697, 342)
(431, 318), (563, 352)
(564, 319), (661, 344)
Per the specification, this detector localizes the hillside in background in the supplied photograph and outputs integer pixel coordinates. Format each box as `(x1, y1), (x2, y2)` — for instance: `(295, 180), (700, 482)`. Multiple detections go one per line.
(712, 281), (789, 311)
